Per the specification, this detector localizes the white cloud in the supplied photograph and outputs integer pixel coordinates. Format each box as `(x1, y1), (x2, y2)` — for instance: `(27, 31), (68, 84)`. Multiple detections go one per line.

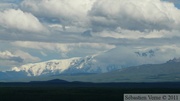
(49, 24), (89, 32)
(11, 41), (115, 58)
(89, 0), (180, 31)
(0, 51), (22, 62)
(93, 28), (180, 39)
(0, 50), (40, 69)
(0, 0), (180, 71)
(13, 50), (40, 63)
(12, 41), (114, 50)
(21, 0), (96, 27)
(19, 0), (180, 38)
(0, 9), (46, 32)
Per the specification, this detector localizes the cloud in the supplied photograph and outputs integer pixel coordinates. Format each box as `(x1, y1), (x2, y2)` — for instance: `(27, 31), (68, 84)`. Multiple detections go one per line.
(0, 9), (46, 32)
(0, 3), (18, 11)
(0, 0), (23, 3)
(93, 28), (180, 39)
(163, 0), (180, 4)
(95, 45), (180, 67)
(0, 0), (180, 71)
(20, 0), (96, 27)
(20, 0), (180, 32)
(0, 50), (40, 69)
(11, 41), (115, 58)
(0, 51), (23, 63)
(89, 0), (180, 31)
(162, 0), (180, 9)
(18, 0), (180, 40)
(14, 50), (40, 63)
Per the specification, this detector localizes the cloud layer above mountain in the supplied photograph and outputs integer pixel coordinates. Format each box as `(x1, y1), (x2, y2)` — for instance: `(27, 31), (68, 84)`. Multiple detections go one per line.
(0, 0), (180, 70)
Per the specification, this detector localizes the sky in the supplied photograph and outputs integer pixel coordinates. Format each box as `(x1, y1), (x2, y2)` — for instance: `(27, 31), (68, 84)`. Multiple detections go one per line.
(0, 0), (180, 71)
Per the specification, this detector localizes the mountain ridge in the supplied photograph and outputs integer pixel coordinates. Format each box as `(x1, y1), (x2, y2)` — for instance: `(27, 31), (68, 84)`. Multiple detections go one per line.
(1, 53), (180, 82)
(11, 55), (121, 77)
(32, 60), (180, 83)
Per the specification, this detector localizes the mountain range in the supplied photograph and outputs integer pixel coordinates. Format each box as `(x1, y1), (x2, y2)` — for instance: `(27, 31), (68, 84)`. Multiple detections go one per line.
(25, 58), (179, 83)
(11, 55), (121, 77)
(0, 57), (179, 82)
(5, 48), (160, 78)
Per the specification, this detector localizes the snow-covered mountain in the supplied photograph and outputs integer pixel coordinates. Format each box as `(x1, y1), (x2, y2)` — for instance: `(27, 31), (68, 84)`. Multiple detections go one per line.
(8, 47), (164, 77)
(167, 58), (180, 63)
(6, 47), (175, 78)
(2, 50), (180, 82)
(11, 55), (120, 77)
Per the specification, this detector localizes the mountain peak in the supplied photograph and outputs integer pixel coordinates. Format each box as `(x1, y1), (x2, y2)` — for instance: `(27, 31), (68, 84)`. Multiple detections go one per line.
(167, 58), (180, 63)
(135, 49), (155, 58)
